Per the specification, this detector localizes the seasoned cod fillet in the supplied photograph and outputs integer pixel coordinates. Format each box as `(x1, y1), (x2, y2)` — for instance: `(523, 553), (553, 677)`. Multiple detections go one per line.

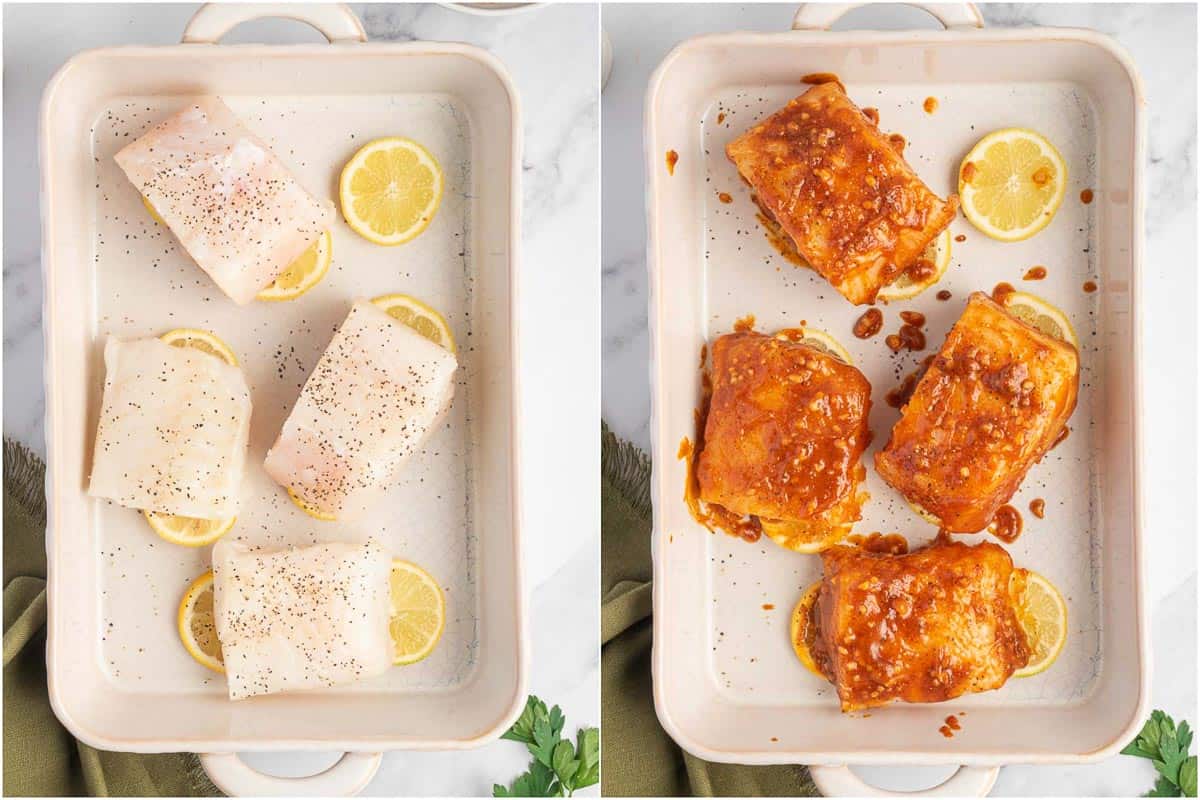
(114, 96), (332, 305)
(812, 538), (1030, 711)
(697, 330), (870, 546)
(726, 82), (958, 305)
(875, 292), (1079, 532)
(88, 336), (251, 519)
(213, 539), (392, 700)
(264, 300), (458, 519)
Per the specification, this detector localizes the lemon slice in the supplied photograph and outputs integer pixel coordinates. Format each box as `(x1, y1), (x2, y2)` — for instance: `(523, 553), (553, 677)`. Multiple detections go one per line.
(760, 517), (849, 554)
(142, 194), (166, 226)
(906, 499), (943, 527)
(256, 231), (333, 302)
(1000, 290), (1079, 349)
(287, 487), (336, 522)
(144, 511), (235, 547)
(958, 128), (1067, 242)
(151, 328), (238, 544)
(776, 327), (853, 366)
(1012, 569), (1068, 678)
(178, 571), (224, 674)
(789, 582), (825, 678)
(389, 559), (446, 665)
(339, 137), (444, 246)
(878, 229), (952, 302)
(371, 293), (456, 353)
(159, 328), (239, 367)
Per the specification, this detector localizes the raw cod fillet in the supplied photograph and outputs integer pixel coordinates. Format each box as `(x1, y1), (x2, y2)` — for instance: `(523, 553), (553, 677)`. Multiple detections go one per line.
(264, 300), (458, 519)
(114, 96), (332, 305)
(88, 336), (251, 519)
(212, 539), (393, 700)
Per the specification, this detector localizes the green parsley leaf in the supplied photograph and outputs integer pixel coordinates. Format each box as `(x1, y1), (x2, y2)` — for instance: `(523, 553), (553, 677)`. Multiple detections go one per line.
(1179, 756), (1197, 797)
(502, 695), (546, 745)
(573, 727), (600, 789)
(1147, 775), (1181, 797)
(552, 739), (581, 789)
(1124, 710), (1197, 797)
(497, 696), (599, 797)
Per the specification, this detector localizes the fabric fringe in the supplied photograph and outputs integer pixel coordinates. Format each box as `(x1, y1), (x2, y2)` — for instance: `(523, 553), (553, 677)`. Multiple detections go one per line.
(3, 439), (46, 524)
(600, 422), (652, 517)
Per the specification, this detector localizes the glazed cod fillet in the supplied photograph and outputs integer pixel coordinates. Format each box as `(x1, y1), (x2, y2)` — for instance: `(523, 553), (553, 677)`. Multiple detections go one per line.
(726, 82), (958, 305)
(697, 330), (871, 549)
(115, 96), (332, 305)
(264, 300), (458, 520)
(812, 538), (1030, 711)
(875, 292), (1079, 532)
(213, 539), (392, 700)
(88, 336), (251, 519)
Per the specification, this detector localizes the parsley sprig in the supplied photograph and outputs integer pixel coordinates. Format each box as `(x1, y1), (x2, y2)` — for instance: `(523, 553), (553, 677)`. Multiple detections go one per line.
(493, 695), (600, 797)
(1122, 710), (1197, 797)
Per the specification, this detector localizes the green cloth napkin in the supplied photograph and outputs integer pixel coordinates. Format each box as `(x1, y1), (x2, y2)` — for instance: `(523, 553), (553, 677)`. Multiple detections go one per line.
(601, 425), (818, 797)
(3, 439), (220, 797)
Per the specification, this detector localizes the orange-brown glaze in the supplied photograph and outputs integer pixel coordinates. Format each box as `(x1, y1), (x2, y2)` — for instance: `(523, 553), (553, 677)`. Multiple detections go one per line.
(1052, 426), (1071, 450)
(955, 234), (967, 243)
(846, 532), (908, 555)
(762, 603), (775, 610)
(1080, 188), (1094, 204)
(733, 314), (756, 333)
(1024, 265), (1048, 281)
(696, 330), (872, 526)
(875, 293), (1079, 532)
(904, 257), (937, 284)
(718, 191), (733, 204)
(946, 714), (961, 730)
(900, 310), (926, 328)
(937, 289), (953, 301)
(989, 504), (1023, 543)
(862, 107), (880, 126)
(666, 149), (679, 175)
(698, 343), (708, 369)
(853, 308), (884, 339)
(923, 96), (939, 114)
(887, 324), (926, 352)
(726, 82), (958, 305)
(992, 281), (1016, 303)
(681, 436), (763, 543)
(940, 725), (955, 738)
(1029, 497), (1046, 519)
(717, 111), (727, 125)
(961, 161), (977, 185)
(811, 538), (1030, 712)
(1083, 280), (1097, 293)
(887, 133), (907, 155)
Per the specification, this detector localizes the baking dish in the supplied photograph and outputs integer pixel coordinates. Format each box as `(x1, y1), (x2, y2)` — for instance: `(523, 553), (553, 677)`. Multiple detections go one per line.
(41, 4), (525, 794)
(645, 3), (1147, 795)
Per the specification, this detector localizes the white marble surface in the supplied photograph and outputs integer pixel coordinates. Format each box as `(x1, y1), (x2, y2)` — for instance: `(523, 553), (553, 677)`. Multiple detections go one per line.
(3, 3), (598, 796)
(602, 2), (1196, 796)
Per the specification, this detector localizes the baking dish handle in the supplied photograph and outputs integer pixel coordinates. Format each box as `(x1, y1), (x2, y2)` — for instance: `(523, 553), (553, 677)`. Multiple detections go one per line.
(792, 3), (984, 30)
(809, 765), (999, 796)
(182, 3), (368, 44)
(199, 752), (382, 796)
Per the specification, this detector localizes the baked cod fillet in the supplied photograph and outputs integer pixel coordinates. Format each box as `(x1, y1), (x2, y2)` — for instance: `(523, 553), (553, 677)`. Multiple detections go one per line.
(213, 539), (392, 700)
(726, 82), (958, 305)
(88, 336), (251, 519)
(696, 330), (871, 550)
(264, 300), (458, 520)
(812, 538), (1030, 711)
(115, 96), (332, 305)
(875, 292), (1079, 532)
